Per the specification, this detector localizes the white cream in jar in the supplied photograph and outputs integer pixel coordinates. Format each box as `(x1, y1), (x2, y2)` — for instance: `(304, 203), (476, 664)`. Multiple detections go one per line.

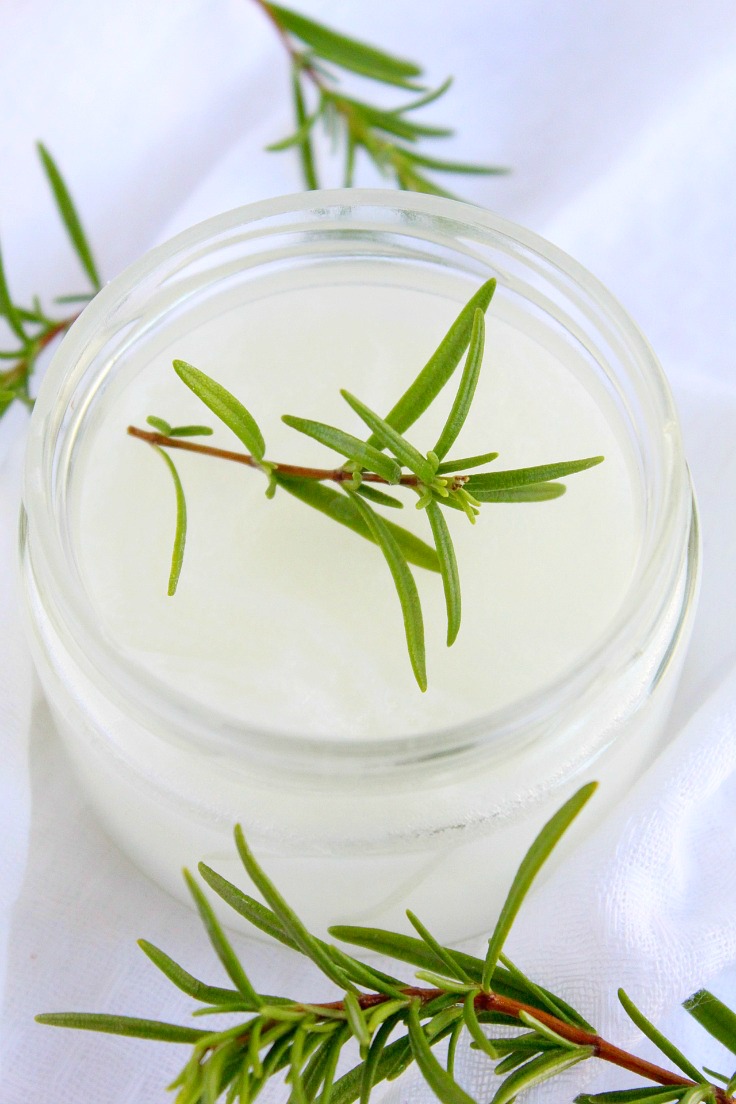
(20, 191), (699, 941)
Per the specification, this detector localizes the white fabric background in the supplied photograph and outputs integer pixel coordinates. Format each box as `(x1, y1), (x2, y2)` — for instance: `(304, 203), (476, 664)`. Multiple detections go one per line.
(2, 2), (736, 1101)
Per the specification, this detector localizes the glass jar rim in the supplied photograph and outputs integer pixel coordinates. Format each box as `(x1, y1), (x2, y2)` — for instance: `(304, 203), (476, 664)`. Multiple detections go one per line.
(23, 188), (692, 774)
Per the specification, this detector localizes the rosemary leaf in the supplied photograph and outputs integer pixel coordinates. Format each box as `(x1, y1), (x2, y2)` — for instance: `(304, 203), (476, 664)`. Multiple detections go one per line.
(491, 1046), (594, 1104)
(406, 910), (472, 983)
(267, 4), (423, 89)
(277, 477), (439, 573)
(398, 77), (453, 113)
(329, 925), (484, 983)
(355, 484), (403, 509)
(233, 825), (355, 991)
(347, 490), (427, 691)
(373, 278), (496, 441)
(482, 782), (597, 989)
(34, 1012), (208, 1043)
(425, 500), (461, 646)
(501, 954), (594, 1030)
(466, 455), (604, 494)
(138, 939), (244, 1006)
(619, 990), (706, 1084)
(292, 72), (319, 190)
(183, 870), (262, 1007)
(433, 308), (485, 460)
(153, 446), (186, 597)
(168, 424), (214, 438)
(436, 451), (499, 474)
(0, 246), (26, 342)
(407, 1003), (477, 1104)
(684, 990), (736, 1057)
(198, 863), (298, 950)
(462, 992), (498, 1060)
(37, 143), (101, 291)
(341, 391), (435, 484)
(398, 149), (509, 176)
(147, 415), (172, 435)
(472, 483), (565, 503)
(282, 414), (401, 483)
(173, 360), (266, 462)
(361, 1015), (402, 1104)
(574, 1090), (690, 1103)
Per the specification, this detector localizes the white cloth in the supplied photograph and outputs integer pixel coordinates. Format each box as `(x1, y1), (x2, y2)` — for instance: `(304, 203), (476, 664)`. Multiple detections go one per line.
(2, 2), (736, 1101)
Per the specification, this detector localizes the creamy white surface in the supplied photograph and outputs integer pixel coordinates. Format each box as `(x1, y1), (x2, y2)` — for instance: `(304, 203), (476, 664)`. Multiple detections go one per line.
(75, 275), (639, 738)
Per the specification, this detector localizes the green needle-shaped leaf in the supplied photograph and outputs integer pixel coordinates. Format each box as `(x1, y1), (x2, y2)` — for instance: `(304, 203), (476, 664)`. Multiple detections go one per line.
(146, 415), (172, 435)
(361, 1015), (403, 1104)
(292, 73), (319, 190)
(574, 1091), (692, 1103)
(492, 1047), (594, 1104)
(436, 451), (499, 474)
(356, 484), (404, 509)
(137, 940), (244, 1006)
(472, 483), (566, 503)
(168, 424), (214, 438)
(371, 279), (496, 442)
(433, 308), (486, 460)
(684, 990), (736, 1057)
(407, 1003), (478, 1104)
(277, 476), (439, 573)
(330, 924), (484, 981)
(341, 391), (435, 484)
(35, 1012), (208, 1043)
(266, 4), (423, 88)
(198, 863), (298, 950)
(37, 143), (101, 291)
(482, 782), (597, 989)
(399, 149), (509, 176)
(501, 954), (593, 1030)
(406, 910), (472, 982)
(347, 490), (427, 691)
(183, 871), (261, 1007)
(462, 992), (498, 1060)
(466, 456), (604, 495)
(233, 825), (354, 991)
(619, 989), (703, 1082)
(344, 991), (371, 1053)
(153, 446), (186, 597)
(425, 500), (461, 646)
(173, 360), (266, 461)
(0, 246), (26, 342)
(282, 414), (401, 483)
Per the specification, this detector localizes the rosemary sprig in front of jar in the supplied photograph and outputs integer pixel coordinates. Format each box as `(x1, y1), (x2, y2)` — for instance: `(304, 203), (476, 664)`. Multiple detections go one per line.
(37, 783), (736, 1104)
(127, 280), (604, 690)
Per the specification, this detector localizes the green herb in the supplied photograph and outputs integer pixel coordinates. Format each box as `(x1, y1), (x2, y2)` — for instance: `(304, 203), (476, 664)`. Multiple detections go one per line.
(37, 785), (736, 1104)
(254, 0), (507, 193)
(0, 146), (99, 423)
(128, 281), (604, 690)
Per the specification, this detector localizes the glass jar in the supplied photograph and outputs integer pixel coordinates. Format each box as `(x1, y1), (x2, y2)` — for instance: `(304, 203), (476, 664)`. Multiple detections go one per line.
(19, 190), (699, 943)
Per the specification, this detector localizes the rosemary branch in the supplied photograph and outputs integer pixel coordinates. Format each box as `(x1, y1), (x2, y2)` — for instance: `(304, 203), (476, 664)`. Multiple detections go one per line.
(127, 285), (604, 691)
(37, 785), (736, 1104)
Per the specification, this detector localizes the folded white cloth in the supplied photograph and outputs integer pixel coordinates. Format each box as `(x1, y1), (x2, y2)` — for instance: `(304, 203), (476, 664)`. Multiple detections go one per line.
(2, 3), (736, 1101)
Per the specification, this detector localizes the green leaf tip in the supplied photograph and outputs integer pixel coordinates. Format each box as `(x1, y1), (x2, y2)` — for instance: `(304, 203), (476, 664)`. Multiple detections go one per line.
(173, 359), (266, 462)
(481, 781), (597, 989)
(372, 278), (496, 443)
(37, 142), (101, 291)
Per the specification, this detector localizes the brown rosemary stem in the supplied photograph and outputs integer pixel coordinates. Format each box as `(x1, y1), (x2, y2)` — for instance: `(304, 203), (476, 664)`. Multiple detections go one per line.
(127, 425), (470, 489)
(297, 987), (732, 1102)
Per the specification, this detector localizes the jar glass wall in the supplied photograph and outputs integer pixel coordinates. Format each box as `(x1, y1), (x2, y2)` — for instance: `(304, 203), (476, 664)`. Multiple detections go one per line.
(20, 190), (699, 941)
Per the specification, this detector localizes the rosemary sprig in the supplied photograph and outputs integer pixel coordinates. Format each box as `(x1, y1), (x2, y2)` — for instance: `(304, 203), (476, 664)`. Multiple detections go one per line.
(0, 144), (99, 423)
(37, 784), (736, 1104)
(128, 280), (604, 690)
(253, 0), (507, 193)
